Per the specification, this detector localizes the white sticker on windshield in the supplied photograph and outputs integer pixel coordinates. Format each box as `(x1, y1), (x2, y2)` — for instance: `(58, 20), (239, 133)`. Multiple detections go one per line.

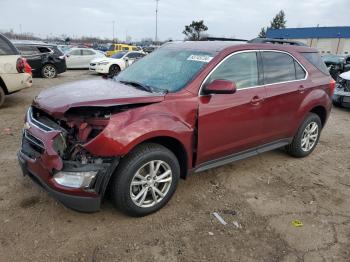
(187, 55), (213, 63)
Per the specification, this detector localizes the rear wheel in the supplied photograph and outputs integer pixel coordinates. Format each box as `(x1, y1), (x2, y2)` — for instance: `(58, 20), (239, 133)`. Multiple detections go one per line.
(108, 64), (120, 77)
(111, 143), (180, 217)
(0, 88), (5, 107)
(286, 113), (322, 158)
(41, 64), (57, 78)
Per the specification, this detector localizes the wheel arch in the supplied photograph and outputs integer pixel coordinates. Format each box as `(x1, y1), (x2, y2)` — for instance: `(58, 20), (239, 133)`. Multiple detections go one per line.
(0, 76), (9, 94)
(310, 105), (327, 127)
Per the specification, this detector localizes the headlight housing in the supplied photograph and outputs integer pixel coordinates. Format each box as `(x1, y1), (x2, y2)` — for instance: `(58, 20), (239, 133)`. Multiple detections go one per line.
(53, 171), (97, 188)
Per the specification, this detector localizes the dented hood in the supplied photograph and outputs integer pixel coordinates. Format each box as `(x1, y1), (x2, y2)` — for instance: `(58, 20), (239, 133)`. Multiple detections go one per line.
(33, 78), (164, 116)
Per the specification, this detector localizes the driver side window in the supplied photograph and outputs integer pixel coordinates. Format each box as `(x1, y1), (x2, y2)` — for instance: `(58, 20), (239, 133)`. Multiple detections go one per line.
(208, 52), (259, 89)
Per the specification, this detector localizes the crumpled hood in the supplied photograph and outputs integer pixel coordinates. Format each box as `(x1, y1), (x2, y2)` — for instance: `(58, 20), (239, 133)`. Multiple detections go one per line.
(33, 78), (164, 117)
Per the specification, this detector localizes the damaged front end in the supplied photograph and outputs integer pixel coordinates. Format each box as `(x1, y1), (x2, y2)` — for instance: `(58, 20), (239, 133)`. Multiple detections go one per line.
(333, 72), (350, 108)
(17, 105), (129, 212)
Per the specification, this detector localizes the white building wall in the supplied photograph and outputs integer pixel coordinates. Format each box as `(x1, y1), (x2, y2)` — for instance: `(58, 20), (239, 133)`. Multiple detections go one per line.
(290, 38), (350, 55)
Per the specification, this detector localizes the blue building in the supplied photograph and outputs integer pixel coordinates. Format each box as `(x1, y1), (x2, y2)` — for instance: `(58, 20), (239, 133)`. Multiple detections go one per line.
(266, 26), (350, 55)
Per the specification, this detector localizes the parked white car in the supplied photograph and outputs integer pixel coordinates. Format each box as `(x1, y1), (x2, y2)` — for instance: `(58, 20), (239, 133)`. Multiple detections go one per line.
(65, 48), (105, 69)
(0, 34), (32, 107)
(89, 51), (146, 76)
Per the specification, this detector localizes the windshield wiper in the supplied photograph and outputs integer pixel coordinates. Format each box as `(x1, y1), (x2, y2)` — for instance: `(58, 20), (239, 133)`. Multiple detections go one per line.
(119, 80), (153, 93)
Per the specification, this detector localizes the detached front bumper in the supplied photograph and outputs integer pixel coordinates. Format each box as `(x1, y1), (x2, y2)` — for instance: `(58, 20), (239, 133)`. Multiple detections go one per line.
(333, 89), (350, 108)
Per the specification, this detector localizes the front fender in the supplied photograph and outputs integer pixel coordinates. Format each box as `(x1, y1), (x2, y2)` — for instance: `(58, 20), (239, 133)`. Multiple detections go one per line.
(83, 108), (194, 158)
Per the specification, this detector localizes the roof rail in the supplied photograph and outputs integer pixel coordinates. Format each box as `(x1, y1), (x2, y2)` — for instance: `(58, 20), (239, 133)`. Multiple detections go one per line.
(248, 38), (308, 46)
(201, 37), (248, 42)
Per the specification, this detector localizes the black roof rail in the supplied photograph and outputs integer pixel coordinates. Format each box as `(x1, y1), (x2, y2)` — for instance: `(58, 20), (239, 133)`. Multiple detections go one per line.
(248, 38), (308, 46)
(201, 37), (248, 42)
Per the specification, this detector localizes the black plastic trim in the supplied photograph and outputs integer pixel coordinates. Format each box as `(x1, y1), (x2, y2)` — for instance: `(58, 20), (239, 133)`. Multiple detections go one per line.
(193, 138), (292, 173)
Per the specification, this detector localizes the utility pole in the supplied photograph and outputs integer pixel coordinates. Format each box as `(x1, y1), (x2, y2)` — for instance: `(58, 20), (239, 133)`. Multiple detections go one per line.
(112, 20), (115, 43)
(155, 0), (159, 44)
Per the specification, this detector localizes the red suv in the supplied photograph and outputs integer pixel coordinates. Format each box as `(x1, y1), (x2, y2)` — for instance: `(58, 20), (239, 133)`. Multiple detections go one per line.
(18, 39), (334, 216)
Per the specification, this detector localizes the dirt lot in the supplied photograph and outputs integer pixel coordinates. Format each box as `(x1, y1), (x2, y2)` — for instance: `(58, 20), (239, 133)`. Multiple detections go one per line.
(0, 70), (350, 262)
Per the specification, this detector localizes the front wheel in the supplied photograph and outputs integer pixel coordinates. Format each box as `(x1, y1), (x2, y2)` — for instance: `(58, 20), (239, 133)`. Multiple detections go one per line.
(111, 143), (180, 217)
(108, 64), (120, 77)
(285, 113), (322, 158)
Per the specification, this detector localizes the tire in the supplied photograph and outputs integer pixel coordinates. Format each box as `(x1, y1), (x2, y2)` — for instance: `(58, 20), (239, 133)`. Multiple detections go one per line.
(41, 64), (57, 78)
(0, 87), (5, 107)
(285, 113), (322, 158)
(108, 64), (120, 77)
(111, 143), (180, 217)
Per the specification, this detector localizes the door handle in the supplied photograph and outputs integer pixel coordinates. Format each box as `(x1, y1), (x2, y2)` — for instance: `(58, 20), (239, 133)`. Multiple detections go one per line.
(298, 85), (305, 93)
(251, 95), (264, 105)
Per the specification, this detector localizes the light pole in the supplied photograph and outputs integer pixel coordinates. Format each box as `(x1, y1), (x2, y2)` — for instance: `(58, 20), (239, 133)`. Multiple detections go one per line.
(155, 0), (159, 44)
(112, 20), (115, 43)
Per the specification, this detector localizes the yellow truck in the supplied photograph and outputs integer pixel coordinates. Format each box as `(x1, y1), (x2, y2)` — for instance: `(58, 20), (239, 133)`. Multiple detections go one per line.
(106, 44), (141, 57)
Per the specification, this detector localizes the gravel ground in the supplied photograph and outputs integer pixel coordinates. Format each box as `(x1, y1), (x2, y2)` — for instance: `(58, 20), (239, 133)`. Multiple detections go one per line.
(0, 70), (349, 262)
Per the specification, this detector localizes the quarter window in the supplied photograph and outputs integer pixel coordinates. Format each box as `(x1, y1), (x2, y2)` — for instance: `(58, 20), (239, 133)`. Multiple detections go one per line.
(69, 49), (81, 56)
(208, 52), (259, 89)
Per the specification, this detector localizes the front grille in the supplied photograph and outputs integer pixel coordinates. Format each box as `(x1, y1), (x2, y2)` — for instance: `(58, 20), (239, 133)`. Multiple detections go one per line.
(21, 130), (45, 158)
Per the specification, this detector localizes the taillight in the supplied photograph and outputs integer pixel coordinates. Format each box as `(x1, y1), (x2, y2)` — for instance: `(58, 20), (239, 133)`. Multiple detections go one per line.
(329, 79), (336, 97)
(23, 58), (32, 75)
(16, 57), (25, 73)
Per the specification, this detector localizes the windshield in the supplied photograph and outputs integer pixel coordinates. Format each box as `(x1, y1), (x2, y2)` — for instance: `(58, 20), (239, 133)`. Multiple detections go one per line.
(115, 48), (214, 92)
(108, 45), (115, 51)
(112, 52), (127, 59)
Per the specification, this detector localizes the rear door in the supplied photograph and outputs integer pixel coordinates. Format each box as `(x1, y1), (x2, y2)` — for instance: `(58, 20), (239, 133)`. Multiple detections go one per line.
(197, 51), (267, 164)
(260, 51), (308, 142)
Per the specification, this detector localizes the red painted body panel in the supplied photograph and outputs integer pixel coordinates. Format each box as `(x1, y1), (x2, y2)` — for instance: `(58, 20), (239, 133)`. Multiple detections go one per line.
(18, 41), (332, 204)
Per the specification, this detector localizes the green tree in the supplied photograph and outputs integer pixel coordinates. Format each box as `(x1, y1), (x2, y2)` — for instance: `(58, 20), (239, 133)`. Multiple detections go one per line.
(258, 10), (287, 37)
(270, 10), (287, 29)
(183, 20), (208, 40)
(258, 27), (266, 38)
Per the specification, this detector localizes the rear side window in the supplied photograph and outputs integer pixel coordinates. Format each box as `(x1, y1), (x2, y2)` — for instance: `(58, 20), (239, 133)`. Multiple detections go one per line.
(262, 52), (301, 84)
(208, 52), (259, 89)
(0, 36), (17, 55)
(37, 46), (52, 53)
(82, 49), (95, 55)
(301, 52), (329, 75)
(16, 45), (40, 55)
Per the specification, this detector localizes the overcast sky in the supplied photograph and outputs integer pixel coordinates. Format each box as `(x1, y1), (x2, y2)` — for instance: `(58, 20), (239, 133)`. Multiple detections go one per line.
(0, 0), (348, 41)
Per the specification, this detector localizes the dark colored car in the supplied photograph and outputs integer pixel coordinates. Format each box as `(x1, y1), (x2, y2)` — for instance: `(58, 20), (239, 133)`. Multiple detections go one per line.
(322, 54), (350, 80)
(18, 39), (334, 216)
(14, 43), (66, 78)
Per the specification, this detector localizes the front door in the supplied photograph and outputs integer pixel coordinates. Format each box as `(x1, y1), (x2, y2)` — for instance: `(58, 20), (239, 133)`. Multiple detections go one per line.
(197, 51), (267, 164)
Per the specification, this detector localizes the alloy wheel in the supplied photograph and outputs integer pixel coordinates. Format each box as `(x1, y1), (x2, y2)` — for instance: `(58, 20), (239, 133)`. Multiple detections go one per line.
(130, 160), (173, 208)
(301, 122), (319, 152)
(43, 65), (56, 78)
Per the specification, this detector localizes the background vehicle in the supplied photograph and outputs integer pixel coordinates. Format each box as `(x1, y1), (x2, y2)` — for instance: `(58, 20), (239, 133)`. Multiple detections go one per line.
(106, 44), (141, 57)
(0, 34), (32, 107)
(333, 71), (350, 108)
(57, 45), (71, 54)
(89, 51), (146, 76)
(15, 42), (67, 78)
(65, 48), (105, 69)
(18, 39), (333, 216)
(322, 54), (350, 80)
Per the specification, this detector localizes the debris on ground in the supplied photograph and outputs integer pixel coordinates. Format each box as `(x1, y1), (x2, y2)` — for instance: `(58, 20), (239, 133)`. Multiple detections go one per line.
(213, 212), (227, 225)
(2, 128), (12, 135)
(291, 219), (304, 227)
(232, 221), (242, 229)
(208, 232), (214, 236)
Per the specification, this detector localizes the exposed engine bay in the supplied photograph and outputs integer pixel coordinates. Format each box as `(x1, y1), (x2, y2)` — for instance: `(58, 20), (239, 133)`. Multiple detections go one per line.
(30, 104), (141, 163)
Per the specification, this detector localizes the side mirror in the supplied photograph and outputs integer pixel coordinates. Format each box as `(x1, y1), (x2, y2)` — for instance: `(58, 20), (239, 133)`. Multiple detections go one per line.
(203, 79), (237, 94)
(124, 57), (129, 61)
